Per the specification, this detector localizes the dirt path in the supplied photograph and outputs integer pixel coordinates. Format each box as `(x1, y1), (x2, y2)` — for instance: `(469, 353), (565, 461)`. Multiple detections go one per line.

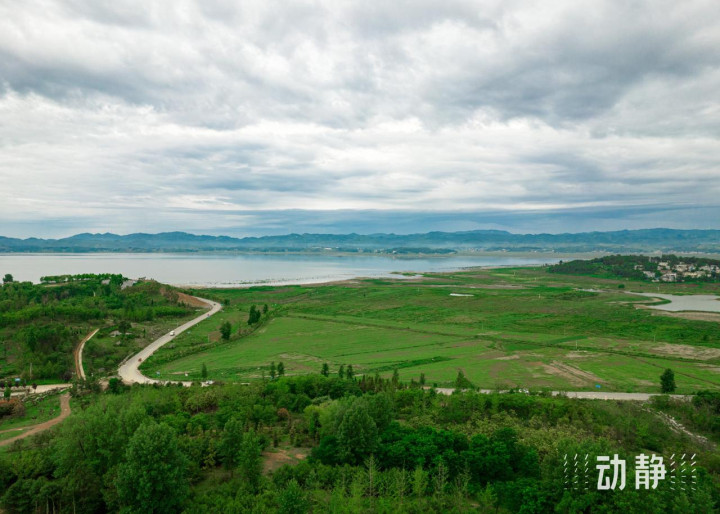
(0, 394), (71, 447)
(74, 328), (99, 380)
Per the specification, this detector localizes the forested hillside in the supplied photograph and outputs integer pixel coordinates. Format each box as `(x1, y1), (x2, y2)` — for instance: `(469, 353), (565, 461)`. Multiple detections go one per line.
(0, 274), (194, 381)
(1, 378), (718, 512)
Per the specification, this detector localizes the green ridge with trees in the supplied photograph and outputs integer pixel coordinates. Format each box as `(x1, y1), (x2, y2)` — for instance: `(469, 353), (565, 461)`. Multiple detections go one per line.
(1, 377), (719, 512)
(0, 274), (195, 381)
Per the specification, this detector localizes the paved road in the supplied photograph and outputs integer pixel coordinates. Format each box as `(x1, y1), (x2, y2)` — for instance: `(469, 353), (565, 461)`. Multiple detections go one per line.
(75, 328), (99, 380)
(118, 297), (222, 386)
(432, 387), (690, 401)
(0, 393), (71, 447)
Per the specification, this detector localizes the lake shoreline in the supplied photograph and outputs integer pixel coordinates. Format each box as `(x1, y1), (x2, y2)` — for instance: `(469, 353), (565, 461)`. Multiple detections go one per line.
(1, 252), (564, 287)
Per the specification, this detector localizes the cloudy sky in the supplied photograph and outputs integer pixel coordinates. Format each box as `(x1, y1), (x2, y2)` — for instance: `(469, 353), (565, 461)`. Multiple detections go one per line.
(1, 0), (719, 238)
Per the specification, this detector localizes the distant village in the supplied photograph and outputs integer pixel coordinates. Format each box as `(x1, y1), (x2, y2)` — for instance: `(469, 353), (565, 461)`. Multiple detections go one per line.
(549, 254), (720, 282)
(636, 260), (720, 282)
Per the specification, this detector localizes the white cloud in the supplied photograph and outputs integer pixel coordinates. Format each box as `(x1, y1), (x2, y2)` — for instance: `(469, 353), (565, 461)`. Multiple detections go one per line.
(0, 0), (718, 237)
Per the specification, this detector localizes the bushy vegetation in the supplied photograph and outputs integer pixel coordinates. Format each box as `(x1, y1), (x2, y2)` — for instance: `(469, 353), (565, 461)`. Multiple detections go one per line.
(1, 376), (718, 513)
(0, 275), (194, 380)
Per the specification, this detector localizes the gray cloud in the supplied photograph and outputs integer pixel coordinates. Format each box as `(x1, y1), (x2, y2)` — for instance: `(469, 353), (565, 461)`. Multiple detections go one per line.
(0, 1), (718, 237)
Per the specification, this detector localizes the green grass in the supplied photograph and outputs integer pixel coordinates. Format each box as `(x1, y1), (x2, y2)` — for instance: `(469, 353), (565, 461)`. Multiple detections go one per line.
(0, 392), (64, 441)
(140, 269), (720, 392)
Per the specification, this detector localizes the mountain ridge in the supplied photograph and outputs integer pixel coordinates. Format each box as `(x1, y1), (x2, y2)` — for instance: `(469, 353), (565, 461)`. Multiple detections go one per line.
(1, 228), (719, 253)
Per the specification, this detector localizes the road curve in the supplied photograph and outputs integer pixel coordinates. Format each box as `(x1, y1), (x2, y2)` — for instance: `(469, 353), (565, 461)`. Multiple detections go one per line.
(0, 393), (71, 447)
(118, 296), (222, 385)
(432, 387), (690, 401)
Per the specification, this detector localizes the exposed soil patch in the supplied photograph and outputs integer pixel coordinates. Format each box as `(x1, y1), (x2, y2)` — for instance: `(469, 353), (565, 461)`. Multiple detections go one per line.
(177, 292), (211, 308)
(646, 310), (720, 323)
(542, 361), (605, 387)
(652, 343), (720, 361)
(564, 351), (591, 360)
(699, 365), (720, 374)
(263, 447), (309, 474)
(633, 379), (655, 386)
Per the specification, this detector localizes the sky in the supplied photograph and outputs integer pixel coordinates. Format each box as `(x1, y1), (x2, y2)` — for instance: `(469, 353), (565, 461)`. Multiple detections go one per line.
(1, 0), (719, 238)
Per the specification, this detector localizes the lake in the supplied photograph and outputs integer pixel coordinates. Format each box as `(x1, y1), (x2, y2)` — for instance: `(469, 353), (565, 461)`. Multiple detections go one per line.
(630, 292), (720, 313)
(0, 253), (559, 287)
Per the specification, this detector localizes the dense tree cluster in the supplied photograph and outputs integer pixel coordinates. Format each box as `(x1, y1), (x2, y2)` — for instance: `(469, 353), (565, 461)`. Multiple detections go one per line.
(1, 376), (717, 512)
(0, 275), (192, 380)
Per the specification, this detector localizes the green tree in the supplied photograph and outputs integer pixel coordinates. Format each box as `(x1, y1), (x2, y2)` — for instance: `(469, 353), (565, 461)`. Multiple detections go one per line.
(2, 273), (13, 284)
(392, 369), (400, 387)
(337, 399), (378, 464)
(107, 377), (124, 394)
(115, 421), (189, 514)
(118, 320), (131, 337)
(367, 392), (393, 432)
(277, 479), (308, 514)
(661, 368), (676, 393)
(248, 305), (261, 325)
(238, 429), (264, 491)
(220, 321), (232, 341)
(338, 364), (345, 379)
(321, 363), (330, 377)
(219, 417), (244, 472)
(346, 364), (354, 380)
(263, 303), (269, 314)
(270, 362), (277, 380)
(201, 363), (208, 380)
(277, 362), (285, 377)
(454, 370), (474, 390)
(412, 465), (428, 497)
(3, 385), (9, 399)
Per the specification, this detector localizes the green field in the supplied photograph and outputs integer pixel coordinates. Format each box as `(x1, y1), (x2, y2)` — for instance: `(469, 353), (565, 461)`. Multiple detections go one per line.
(140, 267), (720, 393)
(0, 392), (65, 443)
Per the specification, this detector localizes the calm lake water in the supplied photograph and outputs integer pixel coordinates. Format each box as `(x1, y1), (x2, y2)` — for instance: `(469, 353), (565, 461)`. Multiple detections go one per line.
(1, 253), (559, 287)
(630, 292), (720, 312)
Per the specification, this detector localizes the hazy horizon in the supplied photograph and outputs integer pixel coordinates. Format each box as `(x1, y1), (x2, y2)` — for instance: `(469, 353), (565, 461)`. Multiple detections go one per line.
(4, 225), (720, 242)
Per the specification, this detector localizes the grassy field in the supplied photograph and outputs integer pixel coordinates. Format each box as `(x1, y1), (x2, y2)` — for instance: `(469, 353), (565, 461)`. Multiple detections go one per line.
(0, 392), (65, 443)
(140, 267), (720, 393)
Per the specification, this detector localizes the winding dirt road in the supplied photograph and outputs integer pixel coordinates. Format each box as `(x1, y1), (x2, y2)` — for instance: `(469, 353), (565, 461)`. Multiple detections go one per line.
(74, 328), (98, 380)
(118, 296), (222, 385)
(0, 393), (71, 447)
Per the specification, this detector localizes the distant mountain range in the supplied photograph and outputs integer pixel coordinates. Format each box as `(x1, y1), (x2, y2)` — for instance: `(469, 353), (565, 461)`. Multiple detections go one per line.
(1, 228), (719, 254)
